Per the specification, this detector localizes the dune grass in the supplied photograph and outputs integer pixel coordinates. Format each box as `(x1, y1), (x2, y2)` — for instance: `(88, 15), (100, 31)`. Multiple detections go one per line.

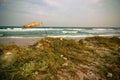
(0, 36), (120, 80)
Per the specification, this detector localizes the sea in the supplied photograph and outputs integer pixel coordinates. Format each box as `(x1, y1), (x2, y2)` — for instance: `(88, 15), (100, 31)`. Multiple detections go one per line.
(0, 26), (120, 38)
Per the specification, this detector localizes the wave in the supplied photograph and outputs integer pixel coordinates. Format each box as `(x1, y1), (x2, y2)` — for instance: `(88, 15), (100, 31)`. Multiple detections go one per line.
(0, 27), (120, 37)
(87, 30), (117, 34)
(62, 28), (90, 31)
(47, 34), (120, 38)
(62, 31), (78, 34)
(0, 27), (116, 32)
(47, 34), (95, 38)
(1, 34), (119, 38)
(92, 28), (114, 31)
(79, 28), (116, 34)
(0, 28), (64, 32)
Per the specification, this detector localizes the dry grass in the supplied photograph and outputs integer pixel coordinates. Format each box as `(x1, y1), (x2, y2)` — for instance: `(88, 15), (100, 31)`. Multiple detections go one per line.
(0, 36), (120, 80)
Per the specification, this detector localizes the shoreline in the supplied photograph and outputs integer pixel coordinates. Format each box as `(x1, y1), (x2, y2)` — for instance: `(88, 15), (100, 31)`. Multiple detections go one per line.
(0, 35), (120, 46)
(0, 37), (42, 46)
(0, 36), (120, 80)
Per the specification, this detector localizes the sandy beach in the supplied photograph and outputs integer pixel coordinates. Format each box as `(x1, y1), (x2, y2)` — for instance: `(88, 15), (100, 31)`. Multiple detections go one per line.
(0, 37), (42, 46)
(0, 37), (85, 46)
(0, 36), (119, 46)
(0, 36), (120, 80)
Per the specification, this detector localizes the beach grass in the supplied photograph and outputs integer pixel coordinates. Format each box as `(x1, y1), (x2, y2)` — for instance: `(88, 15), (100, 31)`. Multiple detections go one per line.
(0, 36), (120, 80)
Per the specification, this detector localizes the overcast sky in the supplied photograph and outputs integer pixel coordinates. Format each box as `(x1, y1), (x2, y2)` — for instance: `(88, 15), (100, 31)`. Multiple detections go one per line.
(0, 0), (120, 27)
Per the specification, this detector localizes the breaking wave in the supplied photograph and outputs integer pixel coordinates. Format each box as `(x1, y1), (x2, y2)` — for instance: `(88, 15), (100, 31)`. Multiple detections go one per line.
(0, 26), (120, 37)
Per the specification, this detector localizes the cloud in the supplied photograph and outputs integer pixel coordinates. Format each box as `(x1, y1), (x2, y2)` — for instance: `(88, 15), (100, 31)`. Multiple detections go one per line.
(0, 1), (44, 15)
(90, 0), (100, 4)
(43, 0), (61, 8)
(0, 0), (120, 27)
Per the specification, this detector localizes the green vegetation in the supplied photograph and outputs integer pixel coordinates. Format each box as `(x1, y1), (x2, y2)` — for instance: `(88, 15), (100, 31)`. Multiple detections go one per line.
(0, 36), (120, 80)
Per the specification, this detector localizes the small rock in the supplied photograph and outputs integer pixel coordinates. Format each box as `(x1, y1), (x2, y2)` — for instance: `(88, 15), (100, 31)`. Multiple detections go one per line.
(0, 52), (16, 67)
(60, 55), (67, 60)
(63, 57), (67, 60)
(62, 62), (68, 66)
(60, 38), (63, 41)
(36, 44), (42, 48)
(6, 52), (12, 55)
(107, 72), (112, 78)
(61, 55), (64, 57)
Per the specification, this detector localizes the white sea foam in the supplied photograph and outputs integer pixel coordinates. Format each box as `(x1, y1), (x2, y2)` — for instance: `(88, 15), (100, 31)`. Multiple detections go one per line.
(72, 29), (83, 31)
(0, 28), (115, 32)
(0, 27), (119, 37)
(1, 34), (119, 39)
(62, 31), (78, 34)
(93, 29), (106, 30)
(63, 29), (83, 31)
(92, 28), (114, 31)
(0, 28), (64, 32)
(85, 29), (115, 33)
(47, 34), (94, 38)
(98, 34), (119, 36)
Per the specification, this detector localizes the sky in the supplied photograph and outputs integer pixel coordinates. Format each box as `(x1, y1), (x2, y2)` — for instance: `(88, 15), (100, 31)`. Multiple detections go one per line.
(0, 0), (120, 27)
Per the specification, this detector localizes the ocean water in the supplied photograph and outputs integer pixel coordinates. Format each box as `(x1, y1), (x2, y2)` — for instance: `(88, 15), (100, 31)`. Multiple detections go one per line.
(0, 26), (120, 38)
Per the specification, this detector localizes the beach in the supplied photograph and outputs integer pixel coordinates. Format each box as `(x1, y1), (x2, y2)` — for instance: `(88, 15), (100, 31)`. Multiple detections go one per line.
(0, 36), (87, 46)
(0, 35), (119, 46)
(0, 26), (120, 80)
(1, 0), (120, 79)
(0, 26), (120, 46)
(0, 37), (41, 46)
(0, 36), (120, 80)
